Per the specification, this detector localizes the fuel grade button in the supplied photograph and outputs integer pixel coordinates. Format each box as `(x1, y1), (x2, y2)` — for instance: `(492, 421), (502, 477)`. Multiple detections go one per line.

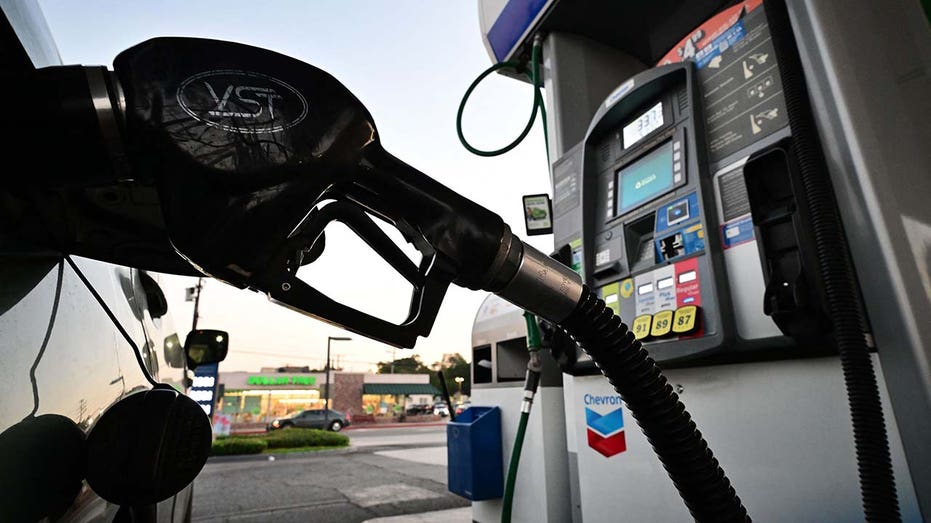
(672, 305), (699, 334)
(631, 314), (653, 340)
(650, 310), (674, 337)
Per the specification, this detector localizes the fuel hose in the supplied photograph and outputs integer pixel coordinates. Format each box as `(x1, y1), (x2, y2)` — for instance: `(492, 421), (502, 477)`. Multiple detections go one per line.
(558, 287), (749, 522)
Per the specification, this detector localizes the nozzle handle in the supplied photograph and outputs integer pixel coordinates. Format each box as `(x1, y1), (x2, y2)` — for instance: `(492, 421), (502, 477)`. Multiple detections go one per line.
(255, 201), (450, 348)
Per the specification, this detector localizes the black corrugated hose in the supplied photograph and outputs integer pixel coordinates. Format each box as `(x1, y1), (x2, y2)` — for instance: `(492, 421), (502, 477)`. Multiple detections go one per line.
(763, 1), (900, 520)
(560, 288), (749, 522)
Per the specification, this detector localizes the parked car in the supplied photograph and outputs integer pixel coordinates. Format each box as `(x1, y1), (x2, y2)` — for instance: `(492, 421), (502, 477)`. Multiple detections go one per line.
(455, 401), (472, 416)
(405, 404), (433, 416)
(268, 409), (350, 432)
(433, 403), (450, 417)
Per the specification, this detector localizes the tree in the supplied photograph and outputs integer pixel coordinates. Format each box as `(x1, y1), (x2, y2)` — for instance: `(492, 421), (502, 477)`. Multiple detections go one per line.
(430, 353), (470, 398)
(375, 354), (430, 375)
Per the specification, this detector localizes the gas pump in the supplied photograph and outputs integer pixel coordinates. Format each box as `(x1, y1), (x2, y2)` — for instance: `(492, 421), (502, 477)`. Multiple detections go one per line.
(470, 0), (929, 521)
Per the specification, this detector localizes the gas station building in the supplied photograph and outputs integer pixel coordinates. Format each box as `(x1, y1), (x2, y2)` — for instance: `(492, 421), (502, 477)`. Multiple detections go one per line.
(216, 368), (440, 424)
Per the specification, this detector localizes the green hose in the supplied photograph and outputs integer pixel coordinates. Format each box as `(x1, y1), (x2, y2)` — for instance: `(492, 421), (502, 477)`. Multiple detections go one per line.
(501, 312), (544, 523)
(457, 37), (548, 161)
(502, 410), (531, 523)
(458, 38), (550, 522)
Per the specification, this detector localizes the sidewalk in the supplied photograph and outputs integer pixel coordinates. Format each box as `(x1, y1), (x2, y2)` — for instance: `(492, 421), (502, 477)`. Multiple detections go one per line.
(362, 507), (470, 523)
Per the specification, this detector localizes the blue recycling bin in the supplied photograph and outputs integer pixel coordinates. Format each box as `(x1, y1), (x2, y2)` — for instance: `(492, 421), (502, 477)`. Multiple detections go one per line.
(447, 406), (503, 500)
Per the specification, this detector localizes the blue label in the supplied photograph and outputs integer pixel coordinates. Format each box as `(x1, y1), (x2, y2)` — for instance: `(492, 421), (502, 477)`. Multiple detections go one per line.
(655, 192), (700, 234)
(585, 407), (624, 436)
(655, 224), (705, 263)
(487, 0), (549, 62)
(721, 215), (755, 249)
(695, 21), (747, 69)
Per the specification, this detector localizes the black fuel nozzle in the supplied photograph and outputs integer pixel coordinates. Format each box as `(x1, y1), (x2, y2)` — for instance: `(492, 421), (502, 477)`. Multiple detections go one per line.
(102, 37), (581, 347)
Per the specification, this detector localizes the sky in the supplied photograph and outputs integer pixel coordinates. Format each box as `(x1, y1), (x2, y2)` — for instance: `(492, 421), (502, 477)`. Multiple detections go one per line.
(39, 1), (552, 373)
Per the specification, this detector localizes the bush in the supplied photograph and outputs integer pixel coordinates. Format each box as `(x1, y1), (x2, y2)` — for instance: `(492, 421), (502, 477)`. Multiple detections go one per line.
(262, 428), (349, 449)
(211, 438), (267, 456)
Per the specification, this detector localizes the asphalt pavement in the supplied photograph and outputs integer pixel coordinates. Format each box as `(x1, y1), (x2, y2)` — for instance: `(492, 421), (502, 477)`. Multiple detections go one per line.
(192, 425), (470, 523)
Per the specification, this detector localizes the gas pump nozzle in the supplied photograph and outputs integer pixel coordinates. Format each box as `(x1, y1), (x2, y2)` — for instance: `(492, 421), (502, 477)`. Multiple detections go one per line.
(107, 37), (581, 347)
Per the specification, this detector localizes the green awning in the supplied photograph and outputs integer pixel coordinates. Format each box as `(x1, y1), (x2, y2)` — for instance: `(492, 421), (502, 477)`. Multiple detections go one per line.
(363, 383), (440, 395)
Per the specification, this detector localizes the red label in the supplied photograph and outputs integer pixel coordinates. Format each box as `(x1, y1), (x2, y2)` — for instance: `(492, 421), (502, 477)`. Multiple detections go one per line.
(675, 258), (704, 337)
(587, 429), (627, 458)
(656, 0), (764, 66)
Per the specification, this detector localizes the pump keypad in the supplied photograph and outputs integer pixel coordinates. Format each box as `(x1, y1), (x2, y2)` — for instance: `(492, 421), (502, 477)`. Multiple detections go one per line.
(650, 310), (674, 337)
(672, 305), (699, 334)
(632, 314), (653, 340)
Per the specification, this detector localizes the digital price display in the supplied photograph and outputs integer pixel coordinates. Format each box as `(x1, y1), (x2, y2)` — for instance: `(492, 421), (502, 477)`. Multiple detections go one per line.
(616, 140), (674, 216)
(623, 102), (664, 149)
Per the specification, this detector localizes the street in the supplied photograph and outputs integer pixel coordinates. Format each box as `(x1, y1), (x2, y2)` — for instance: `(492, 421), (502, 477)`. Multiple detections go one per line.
(192, 424), (470, 523)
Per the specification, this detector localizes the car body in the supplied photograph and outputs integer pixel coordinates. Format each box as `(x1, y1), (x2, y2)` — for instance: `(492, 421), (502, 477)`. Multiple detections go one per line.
(268, 409), (351, 432)
(405, 404), (433, 416)
(0, 255), (194, 521)
(1, 8), (200, 521)
(433, 403), (450, 417)
(455, 401), (472, 416)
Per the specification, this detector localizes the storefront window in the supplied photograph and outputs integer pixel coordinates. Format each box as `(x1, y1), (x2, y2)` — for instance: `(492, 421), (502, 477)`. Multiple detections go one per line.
(219, 389), (324, 423)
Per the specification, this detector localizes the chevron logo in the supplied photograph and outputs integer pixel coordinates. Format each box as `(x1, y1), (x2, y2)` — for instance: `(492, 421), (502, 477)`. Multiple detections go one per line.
(584, 394), (627, 458)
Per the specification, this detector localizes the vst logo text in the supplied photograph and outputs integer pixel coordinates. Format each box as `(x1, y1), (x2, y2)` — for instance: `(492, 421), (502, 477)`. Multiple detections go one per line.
(177, 70), (308, 134)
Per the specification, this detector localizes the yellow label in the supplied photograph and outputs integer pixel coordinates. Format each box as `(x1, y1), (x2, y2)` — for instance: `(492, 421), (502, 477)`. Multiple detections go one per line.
(631, 314), (653, 340)
(650, 310), (674, 337)
(672, 305), (699, 334)
(619, 278), (634, 299)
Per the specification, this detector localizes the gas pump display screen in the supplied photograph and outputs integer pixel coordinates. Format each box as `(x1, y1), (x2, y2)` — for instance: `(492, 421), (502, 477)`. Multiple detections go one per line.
(623, 102), (664, 149)
(616, 140), (674, 215)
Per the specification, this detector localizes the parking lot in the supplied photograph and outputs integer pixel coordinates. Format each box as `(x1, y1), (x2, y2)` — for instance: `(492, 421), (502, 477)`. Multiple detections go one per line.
(192, 425), (469, 523)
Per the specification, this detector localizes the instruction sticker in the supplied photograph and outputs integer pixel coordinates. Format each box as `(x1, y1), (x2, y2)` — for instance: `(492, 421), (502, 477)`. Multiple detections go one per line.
(721, 215), (755, 249)
(658, 0), (788, 162)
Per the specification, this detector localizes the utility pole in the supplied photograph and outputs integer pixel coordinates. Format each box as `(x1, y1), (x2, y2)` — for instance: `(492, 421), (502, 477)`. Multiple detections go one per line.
(455, 376), (465, 402)
(325, 336), (351, 428)
(190, 277), (204, 331)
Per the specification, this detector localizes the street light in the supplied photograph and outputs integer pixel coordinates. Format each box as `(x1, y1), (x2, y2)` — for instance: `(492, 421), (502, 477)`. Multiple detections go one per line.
(325, 336), (351, 428)
(454, 376), (465, 401)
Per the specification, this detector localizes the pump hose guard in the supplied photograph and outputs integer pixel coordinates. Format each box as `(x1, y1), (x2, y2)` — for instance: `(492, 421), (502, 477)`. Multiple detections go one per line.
(559, 286), (749, 522)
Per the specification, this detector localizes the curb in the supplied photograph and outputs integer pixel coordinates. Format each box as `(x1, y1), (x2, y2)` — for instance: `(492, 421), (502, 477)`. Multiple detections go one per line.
(229, 421), (448, 436)
(345, 421), (449, 430)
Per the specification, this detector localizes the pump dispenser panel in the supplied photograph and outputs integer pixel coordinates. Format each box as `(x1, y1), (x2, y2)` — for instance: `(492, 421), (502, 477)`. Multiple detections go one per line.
(577, 63), (731, 365)
(550, 1), (841, 374)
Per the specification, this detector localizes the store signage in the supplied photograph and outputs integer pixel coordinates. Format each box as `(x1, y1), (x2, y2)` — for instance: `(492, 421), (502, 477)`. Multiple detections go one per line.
(192, 362), (220, 417)
(247, 375), (316, 386)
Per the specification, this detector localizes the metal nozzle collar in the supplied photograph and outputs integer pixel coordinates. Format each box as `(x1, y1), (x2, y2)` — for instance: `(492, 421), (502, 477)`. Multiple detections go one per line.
(496, 242), (583, 323)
